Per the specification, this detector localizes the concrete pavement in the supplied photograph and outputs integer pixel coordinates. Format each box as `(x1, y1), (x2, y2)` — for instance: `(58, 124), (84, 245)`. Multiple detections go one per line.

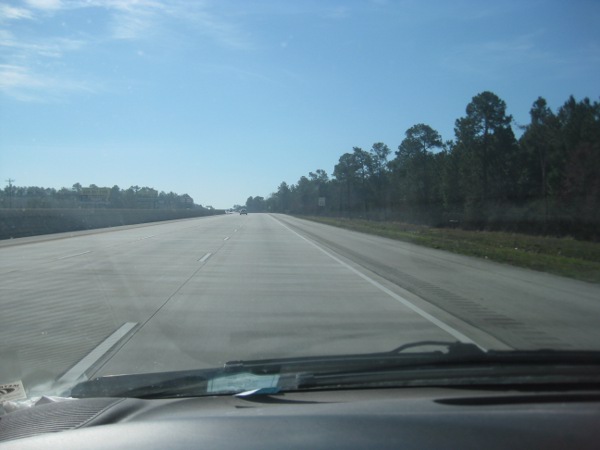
(1, 213), (598, 393)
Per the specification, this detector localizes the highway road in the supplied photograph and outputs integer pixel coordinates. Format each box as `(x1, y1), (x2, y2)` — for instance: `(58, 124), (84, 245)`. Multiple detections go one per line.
(1, 213), (599, 394)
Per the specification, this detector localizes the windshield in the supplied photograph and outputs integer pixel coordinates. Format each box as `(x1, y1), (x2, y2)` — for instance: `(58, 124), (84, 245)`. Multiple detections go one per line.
(1, 0), (599, 400)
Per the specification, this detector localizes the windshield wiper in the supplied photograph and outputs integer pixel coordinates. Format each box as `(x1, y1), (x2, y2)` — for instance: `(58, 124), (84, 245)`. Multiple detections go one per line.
(70, 342), (600, 399)
(222, 341), (485, 374)
(70, 341), (480, 398)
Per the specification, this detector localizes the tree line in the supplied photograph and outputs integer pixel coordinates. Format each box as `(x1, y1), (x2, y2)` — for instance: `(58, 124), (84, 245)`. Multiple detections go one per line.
(0, 183), (208, 210)
(247, 91), (600, 240)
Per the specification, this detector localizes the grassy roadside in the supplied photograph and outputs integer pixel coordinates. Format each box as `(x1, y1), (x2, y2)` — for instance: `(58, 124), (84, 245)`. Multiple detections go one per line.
(299, 216), (600, 284)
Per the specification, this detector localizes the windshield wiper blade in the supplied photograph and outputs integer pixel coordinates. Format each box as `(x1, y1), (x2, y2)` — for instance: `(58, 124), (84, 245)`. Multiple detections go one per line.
(225, 343), (600, 391)
(223, 341), (486, 373)
(226, 342), (600, 374)
(70, 368), (221, 399)
(70, 342), (600, 399)
(71, 341), (481, 398)
(390, 340), (483, 355)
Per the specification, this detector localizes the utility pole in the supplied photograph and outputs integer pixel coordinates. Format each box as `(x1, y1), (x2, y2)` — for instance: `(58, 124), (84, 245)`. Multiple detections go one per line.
(6, 178), (15, 208)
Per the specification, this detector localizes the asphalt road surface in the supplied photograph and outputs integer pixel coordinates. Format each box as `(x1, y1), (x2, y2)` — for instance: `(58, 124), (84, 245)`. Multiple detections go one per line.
(1, 213), (599, 393)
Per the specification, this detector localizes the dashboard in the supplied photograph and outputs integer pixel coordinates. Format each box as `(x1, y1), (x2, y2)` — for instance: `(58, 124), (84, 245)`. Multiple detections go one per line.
(1, 387), (599, 449)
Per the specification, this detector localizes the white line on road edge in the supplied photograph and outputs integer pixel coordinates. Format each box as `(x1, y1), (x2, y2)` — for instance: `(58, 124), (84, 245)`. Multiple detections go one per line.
(55, 250), (92, 260)
(274, 217), (485, 350)
(224, 236), (230, 241)
(57, 322), (138, 385)
(198, 252), (212, 263)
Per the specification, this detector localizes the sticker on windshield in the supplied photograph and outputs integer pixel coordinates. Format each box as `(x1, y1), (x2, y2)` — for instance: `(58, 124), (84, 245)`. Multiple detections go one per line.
(0, 380), (27, 403)
(207, 373), (280, 394)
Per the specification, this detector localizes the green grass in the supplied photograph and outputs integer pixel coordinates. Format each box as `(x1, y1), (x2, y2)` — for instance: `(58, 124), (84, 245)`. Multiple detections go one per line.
(300, 216), (600, 284)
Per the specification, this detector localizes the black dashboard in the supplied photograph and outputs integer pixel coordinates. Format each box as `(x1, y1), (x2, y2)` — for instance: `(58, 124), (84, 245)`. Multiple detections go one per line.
(1, 387), (599, 449)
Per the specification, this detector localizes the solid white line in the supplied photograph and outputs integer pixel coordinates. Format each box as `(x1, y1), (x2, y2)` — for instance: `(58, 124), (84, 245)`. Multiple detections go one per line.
(55, 250), (92, 260)
(224, 236), (230, 241)
(57, 322), (138, 384)
(139, 235), (155, 240)
(273, 217), (484, 350)
(199, 252), (212, 263)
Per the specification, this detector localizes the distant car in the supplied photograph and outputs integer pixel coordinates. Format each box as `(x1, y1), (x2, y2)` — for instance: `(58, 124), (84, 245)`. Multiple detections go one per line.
(240, 209), (247, 215)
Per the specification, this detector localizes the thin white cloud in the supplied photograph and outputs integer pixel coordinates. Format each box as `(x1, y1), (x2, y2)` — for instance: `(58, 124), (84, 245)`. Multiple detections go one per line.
(65, 0), (253, 49)
(201, 63), (274, 84)
(1, 0), (254, 101)
(125, 1), (253, 49)
(323, 6), (350, 20)
(110, 8), (156, 40)
(0, 31), (86, 58)
(188, 9), (254, 50)
(441, 33), (558, 77)
(0, 64), (45, 89)
(0, 64), (95, 101)
(24, 0), (63, 10)
(0, 4), (34, 20)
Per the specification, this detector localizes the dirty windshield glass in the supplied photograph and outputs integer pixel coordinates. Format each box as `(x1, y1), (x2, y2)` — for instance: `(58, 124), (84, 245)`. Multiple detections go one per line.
(1, 0), (599, 400)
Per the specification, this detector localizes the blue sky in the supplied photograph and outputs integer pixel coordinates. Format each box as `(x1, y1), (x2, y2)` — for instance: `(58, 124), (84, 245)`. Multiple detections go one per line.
(1, 0), (599, 208)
